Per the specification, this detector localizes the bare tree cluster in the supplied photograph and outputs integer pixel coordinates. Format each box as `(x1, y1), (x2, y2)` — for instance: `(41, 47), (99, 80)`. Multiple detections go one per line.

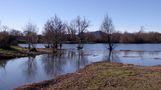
(67, 16), (89, 49)
(9, 29), (23, 36)
(0, 25), (21, 48)
(67, 21), (77, 41)
(0, 26), (10, 48)
(43, 15), (90, 50)
(23, 23), (38, 50)
(43, 15), (66, 51)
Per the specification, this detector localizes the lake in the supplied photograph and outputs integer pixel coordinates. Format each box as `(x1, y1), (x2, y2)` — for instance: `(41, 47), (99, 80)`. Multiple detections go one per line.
(0, 44), (161, 90)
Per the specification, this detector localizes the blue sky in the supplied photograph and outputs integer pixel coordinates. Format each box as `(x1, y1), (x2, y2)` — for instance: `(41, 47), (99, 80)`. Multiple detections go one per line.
(0, 0), (161, 34)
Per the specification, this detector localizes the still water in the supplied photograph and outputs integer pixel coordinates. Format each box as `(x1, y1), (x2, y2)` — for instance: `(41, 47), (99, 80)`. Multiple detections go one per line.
(0, 44), (161, 90)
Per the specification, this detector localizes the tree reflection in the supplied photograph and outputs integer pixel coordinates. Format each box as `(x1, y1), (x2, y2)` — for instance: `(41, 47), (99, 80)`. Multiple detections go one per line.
(137, 51), (144, 59)
(103, 50), (120, 62)
(76, 50), (88, 70)
(23, 55), (37, 79)
(68, 50), (89, 70)
(41, 50), (66, 77)
(123, 50), (131, 56)
(67, 50), (76, 59)
(0, 60), (7, 70)
(41, 49), (89, 76)
(0, 60), (8, 75)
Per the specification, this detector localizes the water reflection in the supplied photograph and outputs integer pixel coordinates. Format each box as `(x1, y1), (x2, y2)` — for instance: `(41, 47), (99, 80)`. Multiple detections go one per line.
(22, 55), (37, 79)
(19, 49), (89, 81)
(41, 52), (66, 77)
(1, 44), (161, 90)
(121, 50), (161, 59)
(102, 51), (120, 63)
(76, 50), (88, 70)
(40, 50), (88, 76)
(67, 50), (76, 59)
(0, 60), (7, 70)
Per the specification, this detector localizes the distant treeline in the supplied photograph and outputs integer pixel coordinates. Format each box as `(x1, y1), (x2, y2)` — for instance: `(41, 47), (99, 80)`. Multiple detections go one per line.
(1, 29), (161, 49)
(83, 31), (161, 43)
(15, 31), (161, 44)
(0, 15), (161, 50)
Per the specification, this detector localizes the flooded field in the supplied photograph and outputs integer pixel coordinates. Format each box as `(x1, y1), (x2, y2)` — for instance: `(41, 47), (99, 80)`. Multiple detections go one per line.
(1, 44), (161, 90)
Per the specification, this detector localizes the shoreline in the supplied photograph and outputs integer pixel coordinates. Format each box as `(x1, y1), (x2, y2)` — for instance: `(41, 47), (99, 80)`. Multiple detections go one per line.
(15, 61), (161, 90)
(0, 46), (61, 60)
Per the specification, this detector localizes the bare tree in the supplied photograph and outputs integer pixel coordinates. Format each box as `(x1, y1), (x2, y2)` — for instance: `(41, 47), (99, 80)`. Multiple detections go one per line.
(8, 29), (23, 46)
(43, 29), (52, 48)
(0, 25), (10, 48)
(9, 29), (23, 36)
(0, 25), (18, 48)
(44, 15), (66, 51)
(23, 23), (38, 50)
(100, 14), (115, 59)
(73, 16), (90, 49)
(67, 22), (77, 41)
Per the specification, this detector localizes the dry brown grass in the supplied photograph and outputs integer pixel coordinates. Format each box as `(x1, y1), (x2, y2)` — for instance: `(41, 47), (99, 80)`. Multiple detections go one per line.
(15, 62), (161, 90)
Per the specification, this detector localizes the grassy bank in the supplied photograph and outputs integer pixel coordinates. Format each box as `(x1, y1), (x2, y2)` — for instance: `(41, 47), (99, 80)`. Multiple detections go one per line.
(15, 62), (161, 90)
(0, 46), (53, 59)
